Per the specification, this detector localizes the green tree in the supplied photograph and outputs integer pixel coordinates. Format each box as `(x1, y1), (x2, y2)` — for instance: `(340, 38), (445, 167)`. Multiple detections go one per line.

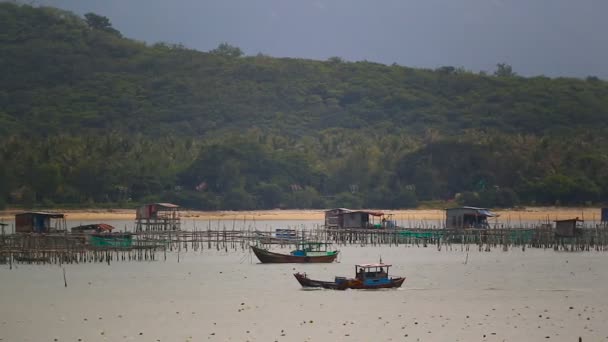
(209, 42), (243, 58)
(84, 12), (122, 36)
(254, 183), (284, 209)
(494, 63), (516, 77)
(221, 188), (256, 210)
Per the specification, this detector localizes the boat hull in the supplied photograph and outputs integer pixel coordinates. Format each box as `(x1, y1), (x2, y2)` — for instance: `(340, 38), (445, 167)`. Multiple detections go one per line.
(294, 272), (405, 290)
(250, 245), (338, 263)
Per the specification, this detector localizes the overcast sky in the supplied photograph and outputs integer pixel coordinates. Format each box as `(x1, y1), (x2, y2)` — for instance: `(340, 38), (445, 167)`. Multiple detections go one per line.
(39, 0), (608, 79)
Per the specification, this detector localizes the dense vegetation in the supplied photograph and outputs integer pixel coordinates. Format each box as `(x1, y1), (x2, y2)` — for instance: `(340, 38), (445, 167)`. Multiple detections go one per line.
(1, 3), (608, 210)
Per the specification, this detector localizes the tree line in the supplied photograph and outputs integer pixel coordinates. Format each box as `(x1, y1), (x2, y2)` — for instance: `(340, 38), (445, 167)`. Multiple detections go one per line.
(1, 3), (607, 210)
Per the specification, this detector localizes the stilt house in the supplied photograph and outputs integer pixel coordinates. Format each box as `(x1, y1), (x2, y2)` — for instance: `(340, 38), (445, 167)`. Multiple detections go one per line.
(554, 218), (583, 237)
(15, 212), (66, 233)
(324, 208), (391, 229)
(135, 203), (181, 232)
(445, 207), (497, 229)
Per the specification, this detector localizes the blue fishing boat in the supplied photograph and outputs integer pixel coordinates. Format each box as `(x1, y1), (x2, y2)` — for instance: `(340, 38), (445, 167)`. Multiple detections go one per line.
(250, 242), (339, 263)
(294, 262), (405, 290)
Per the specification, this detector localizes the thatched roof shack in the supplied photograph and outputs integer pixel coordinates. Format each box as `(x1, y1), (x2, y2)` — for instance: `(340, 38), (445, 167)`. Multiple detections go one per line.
(445, 207), (498, 229)
(15, 212), (66, 233)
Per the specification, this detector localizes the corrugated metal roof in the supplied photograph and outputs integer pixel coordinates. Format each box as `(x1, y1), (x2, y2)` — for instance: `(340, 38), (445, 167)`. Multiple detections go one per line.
(325, 208), (353, 213)
(154, 203), (180, 208)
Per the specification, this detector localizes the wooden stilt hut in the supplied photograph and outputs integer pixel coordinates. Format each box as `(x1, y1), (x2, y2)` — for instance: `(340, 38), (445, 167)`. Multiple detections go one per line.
(135, 203), (181, 232)
(15, 212), (66, 233)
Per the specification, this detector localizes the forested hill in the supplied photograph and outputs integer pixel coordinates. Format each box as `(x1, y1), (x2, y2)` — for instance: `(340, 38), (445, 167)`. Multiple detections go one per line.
(1, 3), (608, 210)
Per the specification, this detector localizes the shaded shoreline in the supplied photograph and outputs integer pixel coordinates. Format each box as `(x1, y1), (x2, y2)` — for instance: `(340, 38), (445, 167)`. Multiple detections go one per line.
(0, 207), (603, 222)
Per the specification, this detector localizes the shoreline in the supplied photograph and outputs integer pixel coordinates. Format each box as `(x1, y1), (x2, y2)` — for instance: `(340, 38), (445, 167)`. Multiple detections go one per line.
(0, 207), (603, 222)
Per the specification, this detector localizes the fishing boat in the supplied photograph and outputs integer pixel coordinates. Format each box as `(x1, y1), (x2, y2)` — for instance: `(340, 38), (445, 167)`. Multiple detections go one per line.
(250, 242), (339, 263)
(294, 262), (405, 290)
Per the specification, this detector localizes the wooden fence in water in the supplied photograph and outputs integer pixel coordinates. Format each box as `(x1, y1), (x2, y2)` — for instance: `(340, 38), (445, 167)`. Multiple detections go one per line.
(2, 224), (608, 266)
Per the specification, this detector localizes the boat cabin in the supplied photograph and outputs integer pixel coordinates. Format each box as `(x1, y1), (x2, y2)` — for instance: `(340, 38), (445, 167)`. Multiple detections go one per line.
(445, 207), (498, 229)
(291, 242), (333, 256)
(355, 263), (391, 280)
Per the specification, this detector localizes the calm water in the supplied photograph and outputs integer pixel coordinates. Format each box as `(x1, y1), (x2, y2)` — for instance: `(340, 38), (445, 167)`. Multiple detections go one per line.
(1, 240), (608, 341)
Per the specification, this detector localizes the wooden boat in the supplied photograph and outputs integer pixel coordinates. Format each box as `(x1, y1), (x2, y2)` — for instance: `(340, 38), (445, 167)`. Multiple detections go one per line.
(294, 262), (405, 290)
(250, 242), (339, 263)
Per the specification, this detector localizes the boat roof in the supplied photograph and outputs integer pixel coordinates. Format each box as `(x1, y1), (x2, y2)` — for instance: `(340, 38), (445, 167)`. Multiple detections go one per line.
(72, 223), (115, 232)
(356, 263), (392, 268)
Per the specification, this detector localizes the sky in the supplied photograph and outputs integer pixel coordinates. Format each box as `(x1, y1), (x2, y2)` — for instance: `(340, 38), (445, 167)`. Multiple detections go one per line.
(37, 0), (608, 79)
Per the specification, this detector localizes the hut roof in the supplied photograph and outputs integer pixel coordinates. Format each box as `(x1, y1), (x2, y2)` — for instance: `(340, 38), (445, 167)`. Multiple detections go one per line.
(351, 210), (384, 216)
(554, 218), (583, 223)
(15, 211), (65, 218)
(446, 207), (498, 217)
(325, 208), (352, 213)
(326, 208), (385, 216)
(154, 203), (180, 209)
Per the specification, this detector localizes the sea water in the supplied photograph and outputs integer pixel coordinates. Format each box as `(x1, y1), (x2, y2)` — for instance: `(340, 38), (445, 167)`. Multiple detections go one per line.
(2, 232), (608, 341)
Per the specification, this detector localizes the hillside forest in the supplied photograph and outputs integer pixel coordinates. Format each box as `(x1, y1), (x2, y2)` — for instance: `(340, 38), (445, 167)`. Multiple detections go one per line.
(1, 3), (608, 210)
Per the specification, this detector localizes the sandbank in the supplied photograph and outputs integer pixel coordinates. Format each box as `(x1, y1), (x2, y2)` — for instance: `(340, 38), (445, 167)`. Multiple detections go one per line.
(0, 207), (603, 222)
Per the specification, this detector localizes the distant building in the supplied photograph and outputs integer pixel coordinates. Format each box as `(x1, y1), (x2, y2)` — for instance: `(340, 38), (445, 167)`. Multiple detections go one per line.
(554, 218), (583, 238)
(445, 207), (498, 229)
(135, 203), (181, 232)
(15, 212), (66, 233)
(602, 208), (608, 223)
(324, 208), (393, 229)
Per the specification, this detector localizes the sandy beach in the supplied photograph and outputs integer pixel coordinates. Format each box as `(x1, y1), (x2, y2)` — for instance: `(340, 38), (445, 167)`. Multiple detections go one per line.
(0, 207), (603, 223)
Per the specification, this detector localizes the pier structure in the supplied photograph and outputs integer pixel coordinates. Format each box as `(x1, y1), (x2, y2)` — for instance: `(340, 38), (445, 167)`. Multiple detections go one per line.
(2, 221), (608, 267)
